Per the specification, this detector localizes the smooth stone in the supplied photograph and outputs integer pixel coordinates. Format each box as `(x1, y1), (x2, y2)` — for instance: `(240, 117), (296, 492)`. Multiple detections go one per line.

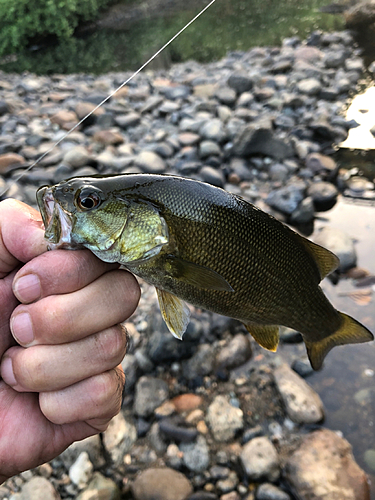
(121, 353), (138, 391)
(50, 110), (78, 129)
(180, 435), (210, 472)
(134, 376), (169, 417)
(187, 493), (218, 500)
(233, 119), (293, 160)
(75, 101), (104, 121)
(159, 417), (198, 442)
(227, 72), (254, 94)
(178, 132), (201, 146)
(297, 78), (322, 96)
(115, 112), (141, 129)
(0, 100), (9, 116)
(269, 163), (289, 182)
(20, 476), (60, 500)
(76, 472), (120, 500)
(314, 227), (357, 271)
(206, 395), (243, 442)
(240, 436), (280, 482)
(290, 196), (315, 223)
(215, 87), (237, 106)
(171, 394), (203, 413)
(93, 129), (123, 145)
(132, 468), (192, 500)
(305, 152), (337, 176)
(285, 429), (370, 500)
(307, 181), (338, 211)
(292, 358), (314, 378)
(147, 421), (168, 454)
(363, 449), (375, 472)
(266, 184), (304, 214)
(199, 140), (222, 158)
(323, 50), (347, 68)
(200, 165), (225, 187)
(141, 95), (164, 113)
(63, 146), (91, 168)
(162, 85), (191, 100)
(134, 150), (166, 173)
(216, 472), (239, 494)
(102, 412), (137, 465)
(69, 452), (93, 489)
(200, 119), (227, 143)
(182, 344), (215, 380)
(216, 333), (252, 369)
(0, 153), (25, 173)
(273, 364), (324, 424)
(256, 483), (291, 500)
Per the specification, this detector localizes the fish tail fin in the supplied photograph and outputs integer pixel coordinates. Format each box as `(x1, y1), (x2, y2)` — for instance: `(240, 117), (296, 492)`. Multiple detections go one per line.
(306, 313), (374, 370)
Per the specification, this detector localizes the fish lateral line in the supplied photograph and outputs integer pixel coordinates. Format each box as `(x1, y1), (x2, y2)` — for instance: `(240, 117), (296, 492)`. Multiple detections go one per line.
(0, 0), (218, 198)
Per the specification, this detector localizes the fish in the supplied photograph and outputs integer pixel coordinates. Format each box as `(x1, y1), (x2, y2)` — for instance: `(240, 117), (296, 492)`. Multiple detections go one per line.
(36, 173), (374, 370)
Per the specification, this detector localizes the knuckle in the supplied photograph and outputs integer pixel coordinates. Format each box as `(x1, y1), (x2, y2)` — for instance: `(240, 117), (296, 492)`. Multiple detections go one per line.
(93, 369), (124, 413)
(97, 325), (128, 366)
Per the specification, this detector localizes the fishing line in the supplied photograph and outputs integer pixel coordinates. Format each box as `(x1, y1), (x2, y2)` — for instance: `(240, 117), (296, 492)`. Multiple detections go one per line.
(0, 0), (217, 197)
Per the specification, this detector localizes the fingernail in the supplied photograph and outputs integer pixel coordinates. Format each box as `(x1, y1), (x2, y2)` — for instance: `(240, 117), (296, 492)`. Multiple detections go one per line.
(1, 357), (17, 386)
(13, 274), (41, 303)
(11, 312), (34, 345)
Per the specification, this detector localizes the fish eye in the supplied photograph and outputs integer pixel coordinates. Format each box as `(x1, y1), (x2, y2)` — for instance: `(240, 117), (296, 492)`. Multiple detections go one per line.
(75, 188), (102, 211)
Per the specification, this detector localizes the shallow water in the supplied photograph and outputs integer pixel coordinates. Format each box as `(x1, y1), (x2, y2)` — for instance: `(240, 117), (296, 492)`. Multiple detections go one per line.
(284, 197), (375, 497)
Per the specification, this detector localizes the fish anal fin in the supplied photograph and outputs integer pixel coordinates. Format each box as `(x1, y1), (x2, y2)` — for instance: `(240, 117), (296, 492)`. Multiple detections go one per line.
(306, 312), (374, 370)
(243, 323), (279, 352)
(156, 288), (190, 340)
(165, 256), (234, 292)
(299, 236), (339, 280)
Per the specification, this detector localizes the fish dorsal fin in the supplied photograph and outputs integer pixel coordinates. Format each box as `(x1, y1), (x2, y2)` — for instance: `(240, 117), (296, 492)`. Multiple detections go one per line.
(243, 323), (279, 352)
(165, 256), (234, 292)
(119, 202), (168, 264)
(298, 235), (339, 280)
(156, 288), (191, 340)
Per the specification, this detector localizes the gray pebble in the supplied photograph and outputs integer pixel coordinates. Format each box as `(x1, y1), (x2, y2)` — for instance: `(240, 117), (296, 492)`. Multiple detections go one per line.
(240, 436), (280, 482)
(180, 435), (210, 472)
(206, 395), (243, 442)
(134, 376), (169, 417)
(256, 483), (291, 500)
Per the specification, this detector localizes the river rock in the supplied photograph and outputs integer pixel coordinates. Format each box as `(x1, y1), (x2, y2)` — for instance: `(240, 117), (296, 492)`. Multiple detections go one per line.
(228, 71), (254, 94)
(273, 364), (324, 424)
(297, 78), (322, 96)
(290, 196), (315, 223)
(132, 467), (193, 500)
(215, 86), (237, 106)
(183, 344), (215, 380)
(134, 150), (166, 173)
(134, 376), (169, 417)
(233, 119), (293, 160)
(115, 112), (141, 129)
(266, 184), (304, 214)
(180, 435), (210, 472)
(305, 152), (338, 177)
(206, 395), (243, 442)
(284, 429), (370, 500)
(76, 473), (120, 500)
(171, 394), (203, 413)
(63, 146), (91, 168)
(0, 152), (25, 173)
(69, 452), (93, 489)
(240, 436), (280, 482)
(200, 165), (225, 187)
(102, 411), (137, 465)
(216, 333), (252, 369)
(50, 110), (78, 129)
(256, 483), (291, 500)
(314, 226), (357, 271)
(200, 118), (227, 143)
(20, 476), (60, 500)
(307, 181), (338, 211)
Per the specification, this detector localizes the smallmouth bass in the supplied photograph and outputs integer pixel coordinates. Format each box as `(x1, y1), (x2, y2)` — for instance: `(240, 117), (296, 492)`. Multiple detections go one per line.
(36, 173), (374, 370)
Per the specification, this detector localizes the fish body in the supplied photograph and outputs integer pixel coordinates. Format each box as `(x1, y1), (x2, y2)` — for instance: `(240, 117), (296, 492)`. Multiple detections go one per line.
(36, 173), (373, 370)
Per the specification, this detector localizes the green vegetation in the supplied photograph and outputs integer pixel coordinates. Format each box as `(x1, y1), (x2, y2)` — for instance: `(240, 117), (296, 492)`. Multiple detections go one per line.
(0, 0), (345, 74)
(0, 0), (113, 57)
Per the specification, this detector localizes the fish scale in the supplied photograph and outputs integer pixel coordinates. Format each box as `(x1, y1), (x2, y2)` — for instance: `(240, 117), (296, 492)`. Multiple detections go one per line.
(36, 173), (374, 370)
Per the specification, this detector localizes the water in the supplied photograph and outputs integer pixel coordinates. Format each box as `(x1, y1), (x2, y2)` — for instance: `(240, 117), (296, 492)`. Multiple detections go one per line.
(280, 197), (375, 497)
(0, 0), (344, 74)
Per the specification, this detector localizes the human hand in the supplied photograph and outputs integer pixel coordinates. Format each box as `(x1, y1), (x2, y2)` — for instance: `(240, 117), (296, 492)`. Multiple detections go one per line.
(0, 199), (140, 482)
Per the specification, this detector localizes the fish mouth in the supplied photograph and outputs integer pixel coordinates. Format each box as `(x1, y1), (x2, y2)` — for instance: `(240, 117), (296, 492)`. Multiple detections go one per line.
(36, 185), (77, 250)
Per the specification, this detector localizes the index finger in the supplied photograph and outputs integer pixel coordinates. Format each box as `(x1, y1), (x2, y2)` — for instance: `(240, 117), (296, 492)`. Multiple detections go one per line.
(0, 199), (47, 278)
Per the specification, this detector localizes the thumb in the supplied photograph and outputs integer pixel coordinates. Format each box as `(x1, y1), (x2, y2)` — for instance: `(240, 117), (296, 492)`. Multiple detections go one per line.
(0, 199), (47, 278)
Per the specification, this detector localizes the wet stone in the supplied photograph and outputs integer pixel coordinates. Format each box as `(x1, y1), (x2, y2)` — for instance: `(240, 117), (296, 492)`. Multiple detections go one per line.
(307, 181), (338, 211)
(206, 395), (243, 442)
(216, 333), (252, 369)
(134, 376), (169, 417)
(256, 483), (291, 500)
(132, 468), (193, 500)
(273, 364), (324, 424)
(240, 436), (280, 482)
(76, 472), (120, 500)
(134, 150), (166, 173)
(314, 226), (356, 271)
(63, 146), (91, 168)
(200, 165), (225, 187)
(266, 184), (304, 214)
(199, 140), (222, 158)
(200, 119), (227, 143)
(180, 435), (210, 472)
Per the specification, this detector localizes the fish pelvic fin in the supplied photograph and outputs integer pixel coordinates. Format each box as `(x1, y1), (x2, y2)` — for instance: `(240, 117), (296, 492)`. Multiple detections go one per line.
(156, 287), (191, 340)
(243, 323), (279, 352)
(299, 236), (339, 280)
(306, 312), (374, 370)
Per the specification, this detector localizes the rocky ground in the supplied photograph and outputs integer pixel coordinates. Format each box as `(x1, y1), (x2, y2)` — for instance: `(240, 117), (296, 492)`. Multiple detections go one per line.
(0, 29), (374, 500)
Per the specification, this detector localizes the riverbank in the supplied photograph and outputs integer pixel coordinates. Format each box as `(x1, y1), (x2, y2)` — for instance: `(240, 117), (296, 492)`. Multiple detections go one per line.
(0, 29), (374, 500)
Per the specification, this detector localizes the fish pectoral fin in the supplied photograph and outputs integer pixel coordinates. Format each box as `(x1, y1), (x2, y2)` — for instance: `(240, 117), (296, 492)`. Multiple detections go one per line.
(243, 323), (279, 352)
(165, 256), (234, 292)
(156, 288), (191, 340)
(305, 312), (374, 370)
(299, 236), (339, 280)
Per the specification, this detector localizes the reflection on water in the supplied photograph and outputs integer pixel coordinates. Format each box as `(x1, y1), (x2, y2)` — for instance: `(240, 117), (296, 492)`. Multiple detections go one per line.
(340, 85), (375, 150)
(287, 198), (375, 497)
